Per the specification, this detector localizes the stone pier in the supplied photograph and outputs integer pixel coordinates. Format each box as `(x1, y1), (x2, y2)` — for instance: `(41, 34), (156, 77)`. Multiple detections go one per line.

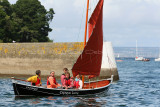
(0, 42), (119, 81)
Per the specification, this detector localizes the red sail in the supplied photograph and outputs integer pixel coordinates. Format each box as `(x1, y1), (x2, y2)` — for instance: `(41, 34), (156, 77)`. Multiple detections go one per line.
(88, 0), (103, 39)
(72, 0), (104, 77)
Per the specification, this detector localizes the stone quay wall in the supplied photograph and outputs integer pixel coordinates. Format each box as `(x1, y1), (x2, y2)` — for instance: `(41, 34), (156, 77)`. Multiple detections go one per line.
(0, 42), (119, 81)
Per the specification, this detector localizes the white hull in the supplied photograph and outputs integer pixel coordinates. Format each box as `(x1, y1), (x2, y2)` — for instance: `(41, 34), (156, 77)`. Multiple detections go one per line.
(155, 58), (160, 61)
(135, 57), (144, 61)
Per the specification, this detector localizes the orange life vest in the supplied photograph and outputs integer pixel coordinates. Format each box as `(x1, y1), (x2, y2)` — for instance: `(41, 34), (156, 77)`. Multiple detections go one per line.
(47, 76), (57, 85)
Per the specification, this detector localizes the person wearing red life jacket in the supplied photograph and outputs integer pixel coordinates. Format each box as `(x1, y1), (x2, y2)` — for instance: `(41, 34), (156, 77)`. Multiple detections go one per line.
(26, 70), (42, 86)
(70, 77), (74, 88)
(61, 68), (69, 86)
(63, 72), (74, 89)
(74, 74), (82, 89)
(47, 71), (61, 88)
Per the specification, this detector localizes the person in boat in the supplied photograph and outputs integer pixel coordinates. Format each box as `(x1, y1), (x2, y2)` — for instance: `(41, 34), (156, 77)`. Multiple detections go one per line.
(26, 70), (42, 86)
(61, 68), (69, 86)
(74, 74), (82, 89)
(47, 71), (61, 88)
(62, 72), (74, 89)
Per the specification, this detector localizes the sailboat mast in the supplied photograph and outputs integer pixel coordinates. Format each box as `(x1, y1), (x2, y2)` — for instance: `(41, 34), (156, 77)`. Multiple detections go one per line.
(82, 0), (89, 87)
(84, 0), (89, 47)
(136, 40), (138, 57)
(159, 47), (160, 57)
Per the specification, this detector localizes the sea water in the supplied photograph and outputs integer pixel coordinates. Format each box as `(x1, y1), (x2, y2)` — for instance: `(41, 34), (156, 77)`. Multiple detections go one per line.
(0, 58), (160, 107)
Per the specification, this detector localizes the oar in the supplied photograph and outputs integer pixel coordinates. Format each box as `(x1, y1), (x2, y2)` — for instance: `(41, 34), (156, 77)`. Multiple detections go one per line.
(11, 77), (31, 82)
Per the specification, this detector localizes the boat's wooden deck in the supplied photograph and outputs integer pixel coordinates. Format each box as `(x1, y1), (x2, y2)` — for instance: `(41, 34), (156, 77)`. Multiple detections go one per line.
(83, 80), (110, 89)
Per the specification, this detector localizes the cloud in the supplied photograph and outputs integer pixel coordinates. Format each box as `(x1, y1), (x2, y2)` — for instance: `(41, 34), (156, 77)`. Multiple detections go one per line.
(8, 0), (160, 47)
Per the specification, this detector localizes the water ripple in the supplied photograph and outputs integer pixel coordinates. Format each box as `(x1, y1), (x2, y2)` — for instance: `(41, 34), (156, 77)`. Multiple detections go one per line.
(1, 58), (160, 106)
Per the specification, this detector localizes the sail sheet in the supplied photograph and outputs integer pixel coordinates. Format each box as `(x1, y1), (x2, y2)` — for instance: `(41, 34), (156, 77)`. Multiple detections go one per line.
(72, 0), (104, 77)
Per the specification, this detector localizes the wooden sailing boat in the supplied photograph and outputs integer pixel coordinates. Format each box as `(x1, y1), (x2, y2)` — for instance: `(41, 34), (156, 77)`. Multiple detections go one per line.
(11, 0), (113, 96)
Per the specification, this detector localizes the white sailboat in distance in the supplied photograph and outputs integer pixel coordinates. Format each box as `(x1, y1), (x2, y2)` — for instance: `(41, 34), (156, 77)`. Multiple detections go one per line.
(155, 57), (160, 61)
(135, 40), (144, 61)
(135, 40), (150, 61)
(155, 48), (160, 61)
(116, 53), (123, 62)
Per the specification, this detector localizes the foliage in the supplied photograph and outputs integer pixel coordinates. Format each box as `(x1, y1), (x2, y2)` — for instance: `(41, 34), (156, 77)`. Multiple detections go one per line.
(0, 0), (13, 42)
(0, 0), (54, 42)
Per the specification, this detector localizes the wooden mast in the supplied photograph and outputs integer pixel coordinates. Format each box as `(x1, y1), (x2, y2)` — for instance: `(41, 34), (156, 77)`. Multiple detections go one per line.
(82, 0), (90, 86)
(84, 0), (89, 47)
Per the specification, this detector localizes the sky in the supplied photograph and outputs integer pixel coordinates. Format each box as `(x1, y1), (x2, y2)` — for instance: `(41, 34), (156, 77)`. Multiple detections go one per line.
(8, 0), (160, 47)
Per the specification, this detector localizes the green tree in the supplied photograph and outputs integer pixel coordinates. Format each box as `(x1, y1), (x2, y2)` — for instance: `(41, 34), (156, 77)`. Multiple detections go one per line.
(0, 0), (12, 15)
(12, 0), (55, 42)
(0, 0), (13, 42)
(0, 6), (6, 42)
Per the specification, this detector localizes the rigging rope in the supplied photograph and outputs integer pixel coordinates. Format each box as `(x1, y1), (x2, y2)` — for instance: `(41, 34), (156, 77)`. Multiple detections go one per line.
(72, 1), (86, 69)
(76, 1), (87, 42)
